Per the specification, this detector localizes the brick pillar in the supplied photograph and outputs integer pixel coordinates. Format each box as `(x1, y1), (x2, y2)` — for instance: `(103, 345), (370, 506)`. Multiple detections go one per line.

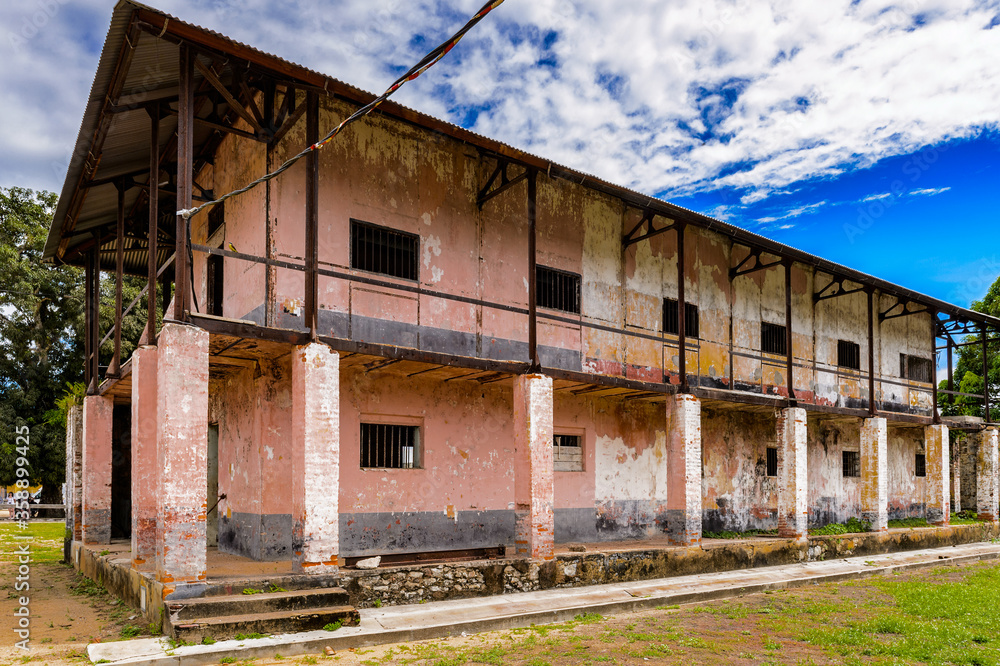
(65, 405), (84, 542)
(952, 445), (961, 513)
(291, 343), (340, 573)
(977, 427), (999, 523)
(513, 374), (554, 560)
(156, 324), (209, 585)
(666, 393), (702, 546)
(777, 407), (808, 538)
(81, 395), (113, 544)
(925, 424), (950, 526)
(860, 417), (888, 532)
(131, 346), (158, 570)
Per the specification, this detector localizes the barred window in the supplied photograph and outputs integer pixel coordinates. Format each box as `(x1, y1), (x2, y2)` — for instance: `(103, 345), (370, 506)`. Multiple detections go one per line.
(915, 454), (926, 477)
(536, 266), (581, 313)
(762, 322), (787, 355)
(838, 340), (861, 370)
(843, 450), (860, 478)
(766, 447), (778, 477)
(663, 298), (699, 338)
(900, 354), (933, 383)
(350, 219), (419, 280)
(360, 423), (419, 469)
(553, 434), (583, 472)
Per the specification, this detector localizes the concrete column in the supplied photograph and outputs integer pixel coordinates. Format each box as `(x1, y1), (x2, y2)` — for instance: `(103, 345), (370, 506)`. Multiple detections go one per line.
(81, 395), (113, 544)
(777, 407), (808, 538)
(156, 323), (209, 585)
(65, 405), (84, 542)
(977, 427), (999, 523)
(666, 393), (702, 546)
(513, 374), (554, 560)
(860, 417), (888, 532)
(291, 343), (340, 573)
(131, 346), (158, 570)
(924, 424), (950, 526)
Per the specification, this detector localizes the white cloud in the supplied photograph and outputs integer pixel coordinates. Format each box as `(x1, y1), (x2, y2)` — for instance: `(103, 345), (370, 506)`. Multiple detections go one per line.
(1, 0), (997, 209)
(909, 186), (953, 196)
(861, 192), (894, 202)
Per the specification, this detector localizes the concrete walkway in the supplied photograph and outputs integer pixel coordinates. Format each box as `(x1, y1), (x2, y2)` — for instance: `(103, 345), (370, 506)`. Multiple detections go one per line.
(89, 540), (1000, 665)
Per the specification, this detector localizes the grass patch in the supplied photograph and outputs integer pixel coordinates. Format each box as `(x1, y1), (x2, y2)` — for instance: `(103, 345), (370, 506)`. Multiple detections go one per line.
(323, 621), (343, 632)
(808, 517), (871, 535)
(888, 517), (930, 529)
(234, 632), (268, 640)
(951, 510), (983, 525)
(703, 528), (779, 539)
(0, 522), (66, 564)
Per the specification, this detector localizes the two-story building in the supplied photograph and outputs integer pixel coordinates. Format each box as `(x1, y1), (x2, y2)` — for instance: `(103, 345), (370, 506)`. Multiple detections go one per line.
(48, 1), (999, 597)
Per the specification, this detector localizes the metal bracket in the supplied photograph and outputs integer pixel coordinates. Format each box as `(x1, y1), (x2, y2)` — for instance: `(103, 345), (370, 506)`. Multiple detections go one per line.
(814, 277), (865, 302)
(477, 159), (529, 209)
(729, 248), (783, 279)
(622, 210), (677, 248)
(879, 298), (930, 323)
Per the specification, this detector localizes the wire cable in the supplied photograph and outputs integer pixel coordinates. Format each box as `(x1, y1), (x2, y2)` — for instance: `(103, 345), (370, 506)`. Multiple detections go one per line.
(177, 0), (505, 221)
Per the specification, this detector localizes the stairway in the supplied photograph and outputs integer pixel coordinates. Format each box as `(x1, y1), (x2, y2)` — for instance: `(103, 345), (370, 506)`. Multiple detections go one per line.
(167, 587), (359, 643)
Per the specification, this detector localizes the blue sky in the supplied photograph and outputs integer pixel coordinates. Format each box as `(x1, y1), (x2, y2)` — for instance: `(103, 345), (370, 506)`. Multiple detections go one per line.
(1, 0), (998, 310)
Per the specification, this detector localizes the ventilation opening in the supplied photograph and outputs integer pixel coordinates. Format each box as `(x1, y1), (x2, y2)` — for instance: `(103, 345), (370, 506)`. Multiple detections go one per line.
(762, 321), (787, 355)
(766, 447), (778, 477)
(553, 433), (583, 472)
(663, 298), (699, 338)
(536, 266), (581, 313)
(838, 339), (861, 370)
(900, 354), (933, 383)
(915, 453), (926, 477)
(350, 219), (419, 280)
(843, 450), (860, 478)
(360, 423), (419, 469)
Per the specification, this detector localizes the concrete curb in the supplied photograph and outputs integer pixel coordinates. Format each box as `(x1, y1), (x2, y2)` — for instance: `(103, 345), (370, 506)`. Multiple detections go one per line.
(88, 542), (1000, 665)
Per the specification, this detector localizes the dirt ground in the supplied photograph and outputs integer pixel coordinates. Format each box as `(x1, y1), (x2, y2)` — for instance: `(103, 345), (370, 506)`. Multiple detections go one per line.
(3, 523), (999, 666)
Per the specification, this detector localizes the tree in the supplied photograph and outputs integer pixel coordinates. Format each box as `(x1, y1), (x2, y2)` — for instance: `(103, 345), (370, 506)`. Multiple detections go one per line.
(938, 275), (1000, 418)
(0, 188), (83, 501)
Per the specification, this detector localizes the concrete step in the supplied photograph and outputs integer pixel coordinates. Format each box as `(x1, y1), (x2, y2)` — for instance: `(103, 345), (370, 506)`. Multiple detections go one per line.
(197, 573), (343, 597)
(168, 587), (351, 621)
(171, 605), (360, 643)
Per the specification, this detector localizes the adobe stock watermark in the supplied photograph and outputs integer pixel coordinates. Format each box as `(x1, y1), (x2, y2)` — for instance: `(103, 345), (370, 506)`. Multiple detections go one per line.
(843, 143), (949, 244)
(7, 0), (71, 51)
(10, 424), (33, 650)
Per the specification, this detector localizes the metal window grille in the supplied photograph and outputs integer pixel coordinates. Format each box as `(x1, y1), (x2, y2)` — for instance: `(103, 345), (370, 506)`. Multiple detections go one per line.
(915, 453), (926, 477)
(663, 298), (699, 338)
(842, 450), (860, 478)
(766, 447), (778, 477)
(360, 423), (419, 469)
(206, 254), (224, 316)
(900, 354), (932, 383)
(838, 339), (861, 370)
(553, 434), (583, 472)
(350, 219), (419, 280)
(761, 322), (787, 355)
(536, 265), (581, 313)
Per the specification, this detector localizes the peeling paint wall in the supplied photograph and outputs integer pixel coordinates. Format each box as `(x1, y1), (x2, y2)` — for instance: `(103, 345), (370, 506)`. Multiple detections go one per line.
(807, 419), (862, 526)
(887, 427), (927, 519)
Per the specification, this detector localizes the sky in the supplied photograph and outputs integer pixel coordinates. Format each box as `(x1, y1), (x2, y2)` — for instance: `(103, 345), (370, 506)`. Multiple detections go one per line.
(1, 0), (998, 312)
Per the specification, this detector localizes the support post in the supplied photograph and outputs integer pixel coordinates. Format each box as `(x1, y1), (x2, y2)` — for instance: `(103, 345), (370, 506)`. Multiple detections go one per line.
(666, 393), (702, 545)
(513, 373), (554, 560)
(931, 312), (939, 423)
(947, 338), (954, 408)
(147, 103), (159, 342)
(131, 346), (158, 570)
(84, 252), (93, 391)
(677, 223), (687, 392)
(977, 427), (999, 523)
(304, 90), (319, 339)
(777, 407), (807, 538)
(784, 259), (795, 404)
(527, 171), (539, 369)
(155, 323), (209, 584)
(109, 181), (125, 377)
(90, 246), (101, 389)
(952, 444), (962, 514)
(867, 288), (877, 416)
(861, 416), (888, 532)
(174, 44), (194, 321)
(925, 424), (950, 526)
(65, 405), (84, 543)
(983, 325), (991, 423)
(81, 395), (114, 544)
(291, 343), (340, 572)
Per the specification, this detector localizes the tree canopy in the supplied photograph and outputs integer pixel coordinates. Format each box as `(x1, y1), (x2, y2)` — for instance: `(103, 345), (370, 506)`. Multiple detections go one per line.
(939, 275), (1000, 418)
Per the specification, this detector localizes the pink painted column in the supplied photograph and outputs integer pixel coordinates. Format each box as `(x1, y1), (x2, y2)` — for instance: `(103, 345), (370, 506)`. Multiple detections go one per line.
(131, 346), (158, 570)
(291, 343), (340, 573)
(777, 407), (807, 538)
(81, 395), (113, 544)
(977, 427), (999, 523)
(666, 393), (701, 546)
(513, 374), (554, 560)
(861, 417), (888, 532)
(156, 323), (209, 585)
(924, 424), (950, 526)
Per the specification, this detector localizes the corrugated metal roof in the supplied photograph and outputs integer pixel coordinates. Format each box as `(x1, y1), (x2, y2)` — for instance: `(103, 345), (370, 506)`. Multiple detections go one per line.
(43, 0), (1000, 328)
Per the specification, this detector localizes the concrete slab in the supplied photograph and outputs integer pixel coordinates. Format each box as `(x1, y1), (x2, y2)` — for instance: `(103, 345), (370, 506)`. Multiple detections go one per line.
(89, 540), (1000, 665)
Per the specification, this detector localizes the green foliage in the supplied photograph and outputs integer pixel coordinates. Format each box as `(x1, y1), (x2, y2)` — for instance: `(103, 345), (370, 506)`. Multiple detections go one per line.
(323, 621), (343, 631)
(703, 528), (779, 539)
(939, 272), (1000, 418)
(234, 632), (267, 640)
(951, 510), (982, 525)
(809, 517), (871, 535)
(887, 517), (929, 529)
(201, 636), (216, 645)
(120, 624), (142, 639)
